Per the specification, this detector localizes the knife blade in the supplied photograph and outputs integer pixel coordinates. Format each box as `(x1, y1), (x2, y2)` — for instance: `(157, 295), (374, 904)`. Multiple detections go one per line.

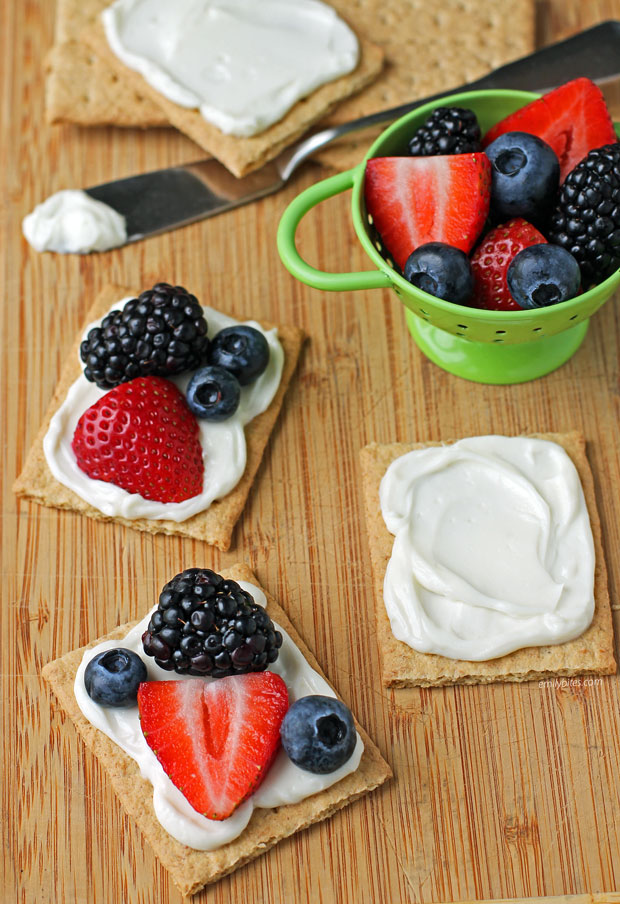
(84, 20), (620, 243)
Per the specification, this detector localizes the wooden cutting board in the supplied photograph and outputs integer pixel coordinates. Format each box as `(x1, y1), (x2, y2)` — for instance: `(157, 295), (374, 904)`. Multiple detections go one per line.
(3, 1), (620, 902)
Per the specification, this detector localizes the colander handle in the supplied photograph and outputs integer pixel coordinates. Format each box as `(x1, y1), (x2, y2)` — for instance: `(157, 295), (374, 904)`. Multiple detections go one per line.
(277, 168), (392, 292)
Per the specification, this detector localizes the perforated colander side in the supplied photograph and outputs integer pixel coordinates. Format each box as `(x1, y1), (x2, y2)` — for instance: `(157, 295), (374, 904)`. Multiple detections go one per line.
(387, 269), (617, 345)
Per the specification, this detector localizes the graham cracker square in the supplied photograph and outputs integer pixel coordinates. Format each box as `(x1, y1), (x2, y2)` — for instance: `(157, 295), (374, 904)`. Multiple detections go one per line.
(360, 433), (617, 688)
(41, 564), (392, 896)
(46, 0), (535, 177)
(13, 284), (303, 551)
(81, 14), (384, 177)
(314, 0), (535, 171)
(46, 0), (167, 126)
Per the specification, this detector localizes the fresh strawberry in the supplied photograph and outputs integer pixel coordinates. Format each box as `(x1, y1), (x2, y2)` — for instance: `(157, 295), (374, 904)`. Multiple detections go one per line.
(364, 153), (491, 269)
(470, 219), (547, 311)
(138, 672), (289, 820)
(72, 375), (204, 503)
(482, 78), (617, 183)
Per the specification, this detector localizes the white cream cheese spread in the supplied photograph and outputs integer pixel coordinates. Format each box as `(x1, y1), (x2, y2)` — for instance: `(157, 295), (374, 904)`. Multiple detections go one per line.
(74, 580), (364, 850)
(379, 436), (596, 661)
(22, 190), (127, 254)
(43, 299), (284, 521)
(102, 0), (360, 137)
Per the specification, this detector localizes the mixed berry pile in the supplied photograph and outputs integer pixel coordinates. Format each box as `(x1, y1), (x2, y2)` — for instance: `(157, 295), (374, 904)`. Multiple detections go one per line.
(84, 569), (358, 821)
(73, 282), (271, 504)
(363, 78), (620, 312)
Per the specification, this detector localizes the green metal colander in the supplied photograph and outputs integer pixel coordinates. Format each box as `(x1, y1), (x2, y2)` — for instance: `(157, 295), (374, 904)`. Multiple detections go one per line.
(277, 90), (620, 384)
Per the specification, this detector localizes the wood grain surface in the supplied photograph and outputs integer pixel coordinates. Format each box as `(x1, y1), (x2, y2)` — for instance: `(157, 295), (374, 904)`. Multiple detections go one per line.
(3, 1), (620, 903)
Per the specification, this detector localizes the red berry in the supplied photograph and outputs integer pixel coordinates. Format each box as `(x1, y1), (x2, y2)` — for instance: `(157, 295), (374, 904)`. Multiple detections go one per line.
(364, 153), (491, 269)
(483, 78), (617, 183)
(137, 672), (289, 820)
(72, 376), (204, 503)
(470, 219), (547, 311)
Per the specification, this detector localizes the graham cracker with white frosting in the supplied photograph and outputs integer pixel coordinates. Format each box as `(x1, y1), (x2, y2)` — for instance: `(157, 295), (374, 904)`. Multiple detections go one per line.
(14, 284), (303, 551)
(42, 564), (392, 896)
(360, 433), (616, 688)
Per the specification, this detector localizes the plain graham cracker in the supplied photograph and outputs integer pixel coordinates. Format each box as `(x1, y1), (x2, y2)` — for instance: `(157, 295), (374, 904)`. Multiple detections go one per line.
(360, 433), (617, 688)
(13, 284), (304, 551)
(41, 563), (392, 897)
(314, 0), (536, 171)
(46, 0), (166, 127)
(80, 14), (384, 177)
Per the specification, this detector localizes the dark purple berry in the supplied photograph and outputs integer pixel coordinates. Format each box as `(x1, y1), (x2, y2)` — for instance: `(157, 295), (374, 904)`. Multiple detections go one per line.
(548, 142), (620, 285)
(80, 283), (209, 389)
(408, 106), (481, 156)
(141, 568), (282, 678)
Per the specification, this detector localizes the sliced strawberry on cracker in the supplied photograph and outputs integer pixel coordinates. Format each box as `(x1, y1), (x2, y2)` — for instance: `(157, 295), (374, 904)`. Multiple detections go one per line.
(72, 375), (204, 503)
(482, 78), (617, 183)
(470, 218), (547, 311)
(138, 672), (289, 820)
(364, 153), (491, 270)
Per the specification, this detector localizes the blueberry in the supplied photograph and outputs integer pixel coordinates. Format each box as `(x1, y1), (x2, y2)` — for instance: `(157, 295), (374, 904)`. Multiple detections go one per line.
(209, 326), (269, 386)
(507, 244), (581, 309)
(403, 242), (473, 304)
(186, 365), (241, 420)
(485, 131), (560, 225)
(84, 648), (147, 707)
(280, 695), (357, 774)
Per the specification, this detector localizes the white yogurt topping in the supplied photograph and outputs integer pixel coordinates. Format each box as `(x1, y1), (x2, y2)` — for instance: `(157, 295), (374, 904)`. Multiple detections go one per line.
(22, 190), (127, 254)
(102, 0), (360, 137)
(380, 436), (596, 661)
(43, 298), (284, 521)
(74, 580), (363, 850)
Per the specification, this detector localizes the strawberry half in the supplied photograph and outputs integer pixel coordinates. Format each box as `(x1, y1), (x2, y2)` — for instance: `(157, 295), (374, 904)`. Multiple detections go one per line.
(482, 78), (617, 183)
(138, 673), (289, 820)
(364, 153), (491, 270)
(72, 375), (204, 503)
(470, 219), (547, 311)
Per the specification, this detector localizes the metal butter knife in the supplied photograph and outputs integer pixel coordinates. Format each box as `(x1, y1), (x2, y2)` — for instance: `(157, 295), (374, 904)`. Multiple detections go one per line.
(84, 20), (620, 243)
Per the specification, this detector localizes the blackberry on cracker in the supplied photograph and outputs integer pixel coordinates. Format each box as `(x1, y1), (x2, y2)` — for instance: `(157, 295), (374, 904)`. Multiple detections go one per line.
(408, 106), (482, 156)
(80, 282), (209, 389)
(548, 143), (620, 285)
(142, 569), (283, 677)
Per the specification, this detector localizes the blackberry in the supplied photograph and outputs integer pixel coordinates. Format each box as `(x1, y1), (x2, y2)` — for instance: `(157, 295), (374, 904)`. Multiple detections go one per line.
(408, 106), (481, 156)
(142, 568), (283, 678)
(80, 282), (209, 389)
(548, 143), (620, 285)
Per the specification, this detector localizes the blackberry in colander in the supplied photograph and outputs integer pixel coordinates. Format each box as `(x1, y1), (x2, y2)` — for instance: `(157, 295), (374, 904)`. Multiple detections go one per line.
(548, 143), (620, 285)
(408, 106), (482, 156)
(142, 569), (283, 677)
(80, 282), (209, 389)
